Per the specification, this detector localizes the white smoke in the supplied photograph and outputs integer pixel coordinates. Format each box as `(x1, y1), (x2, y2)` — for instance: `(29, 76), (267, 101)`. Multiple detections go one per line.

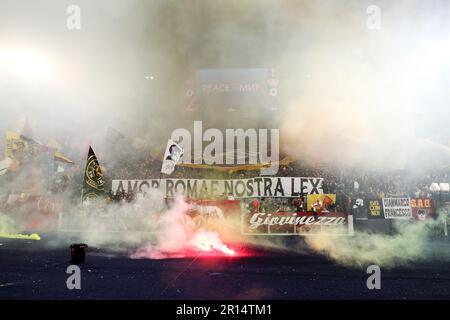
(0, 213), (16, 234)
(131, 195), (236, 259)
(131, 195), (195, 259)
(1, 0), (450, 268)
(303, 217), (449, 268)
(56, 191), (236, 259)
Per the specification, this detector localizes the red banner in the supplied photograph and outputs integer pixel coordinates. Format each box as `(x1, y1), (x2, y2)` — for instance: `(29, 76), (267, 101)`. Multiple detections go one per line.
(410, 198), (434, 221)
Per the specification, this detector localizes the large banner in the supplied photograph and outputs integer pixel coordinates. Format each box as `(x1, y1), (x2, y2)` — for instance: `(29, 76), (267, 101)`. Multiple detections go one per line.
(410, 198), (434, 221)
(241, 211), (351, 235)
(382, 197), (412, 219)
(112, 177), (324, 199)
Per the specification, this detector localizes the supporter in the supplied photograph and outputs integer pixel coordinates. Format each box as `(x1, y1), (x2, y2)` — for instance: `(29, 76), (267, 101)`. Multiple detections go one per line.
(292, 196), (305, 212)
(249, 198), (261, 213)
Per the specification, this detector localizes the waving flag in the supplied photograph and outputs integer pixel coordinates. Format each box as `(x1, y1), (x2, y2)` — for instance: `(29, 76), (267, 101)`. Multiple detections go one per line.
(161, 139), (184, 175)
(82, 146), (105, 203)
(4, 130), (74, 165)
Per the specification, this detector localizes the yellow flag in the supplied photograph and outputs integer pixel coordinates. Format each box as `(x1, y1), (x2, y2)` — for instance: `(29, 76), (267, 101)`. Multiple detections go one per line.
(5, 131), (29, 160)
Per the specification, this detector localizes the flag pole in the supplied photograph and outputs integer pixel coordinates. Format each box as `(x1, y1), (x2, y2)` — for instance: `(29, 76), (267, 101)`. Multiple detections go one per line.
(80, 145), (90, 206)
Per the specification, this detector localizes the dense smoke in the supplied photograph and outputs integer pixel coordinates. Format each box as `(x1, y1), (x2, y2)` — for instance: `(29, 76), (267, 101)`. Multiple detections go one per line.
(131, 195), (197, 259)
(57, 191), (240, 259)
(304, 218), (450, 268)
(1, 0), (449, 167)
(1, 0), (450, 266)
(131, 195), (236, 259)
(0, 214), (16, 234)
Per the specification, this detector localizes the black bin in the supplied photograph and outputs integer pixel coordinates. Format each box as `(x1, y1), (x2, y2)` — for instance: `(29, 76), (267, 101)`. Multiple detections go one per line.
(70, 243), (88, 264)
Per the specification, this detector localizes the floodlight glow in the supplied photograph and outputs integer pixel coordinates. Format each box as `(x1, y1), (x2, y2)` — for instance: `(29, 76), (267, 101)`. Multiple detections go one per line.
(0, 48), (53, 82)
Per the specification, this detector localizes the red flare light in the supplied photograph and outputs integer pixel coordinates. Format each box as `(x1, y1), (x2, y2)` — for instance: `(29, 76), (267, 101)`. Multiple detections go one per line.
(189, 230), (236, 256)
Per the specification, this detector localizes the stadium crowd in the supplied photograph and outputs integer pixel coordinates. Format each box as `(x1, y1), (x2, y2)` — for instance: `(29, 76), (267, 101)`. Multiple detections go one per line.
(98, 156), (450, 212)
(2, 151), (449, 213)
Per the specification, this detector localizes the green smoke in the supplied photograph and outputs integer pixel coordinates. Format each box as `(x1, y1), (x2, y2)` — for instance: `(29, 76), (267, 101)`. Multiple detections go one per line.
(304, 217), (449, 268)
(0, 213), (17, 234)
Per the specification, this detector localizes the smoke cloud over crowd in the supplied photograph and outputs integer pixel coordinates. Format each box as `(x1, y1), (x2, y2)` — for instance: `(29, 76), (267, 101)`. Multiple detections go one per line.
(1, 0), (450, 267)
(1, 0), (449, 166)
(304, 218), (450, 268)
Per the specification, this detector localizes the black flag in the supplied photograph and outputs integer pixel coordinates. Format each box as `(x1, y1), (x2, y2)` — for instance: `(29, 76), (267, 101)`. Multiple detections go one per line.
(82, 146), (105, 203)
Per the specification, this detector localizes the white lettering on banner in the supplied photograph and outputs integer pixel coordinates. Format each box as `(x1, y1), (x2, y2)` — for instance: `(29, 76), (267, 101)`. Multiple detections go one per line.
(248, 212), (347, 229)
(112, 177), (324, 199)
(382, 197), (412, 219)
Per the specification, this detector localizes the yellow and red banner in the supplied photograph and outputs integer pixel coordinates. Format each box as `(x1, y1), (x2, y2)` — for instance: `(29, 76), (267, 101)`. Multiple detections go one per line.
(306, 194), (337, 213)
(410, 198), (434, 221)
